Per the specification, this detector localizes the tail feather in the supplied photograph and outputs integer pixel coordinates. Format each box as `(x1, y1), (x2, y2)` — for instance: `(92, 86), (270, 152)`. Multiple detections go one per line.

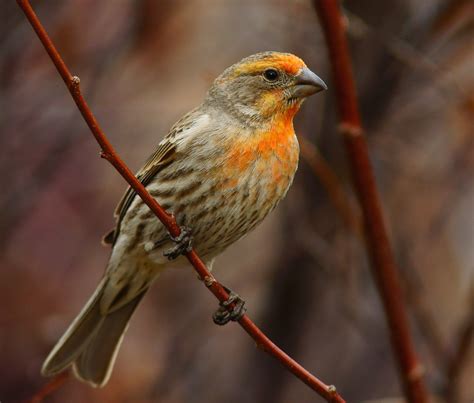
(42, 278), (107, 376)
(41, 277), (146, 387)
(73, 291), (145, 387)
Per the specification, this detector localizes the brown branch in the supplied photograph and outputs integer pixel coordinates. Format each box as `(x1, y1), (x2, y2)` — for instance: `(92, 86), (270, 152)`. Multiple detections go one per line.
(299, 136), (363, 235)
(26, 373), (69, 403)
(314, 2), (430, 402)
(17, 1), (345, 402)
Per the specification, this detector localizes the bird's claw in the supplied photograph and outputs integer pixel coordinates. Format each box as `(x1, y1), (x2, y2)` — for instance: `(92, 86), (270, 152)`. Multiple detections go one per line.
(212, 291), (247, 325)
(163, 226), (193, 260)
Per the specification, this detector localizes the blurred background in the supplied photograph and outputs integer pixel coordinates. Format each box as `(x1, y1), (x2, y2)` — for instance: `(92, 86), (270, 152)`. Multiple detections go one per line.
(1, 0), (473, 402)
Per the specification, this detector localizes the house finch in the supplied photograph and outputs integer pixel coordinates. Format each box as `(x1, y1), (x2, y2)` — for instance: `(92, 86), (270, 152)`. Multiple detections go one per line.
(41, 51), (326, 387)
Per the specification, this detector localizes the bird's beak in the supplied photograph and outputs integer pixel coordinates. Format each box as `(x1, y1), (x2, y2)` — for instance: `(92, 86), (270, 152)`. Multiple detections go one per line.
(291, 67), (327, 98)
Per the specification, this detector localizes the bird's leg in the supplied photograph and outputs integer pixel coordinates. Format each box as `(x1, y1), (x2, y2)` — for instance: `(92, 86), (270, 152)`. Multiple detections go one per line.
(213, 286), (247, 325)
(163, 226), (193, 260)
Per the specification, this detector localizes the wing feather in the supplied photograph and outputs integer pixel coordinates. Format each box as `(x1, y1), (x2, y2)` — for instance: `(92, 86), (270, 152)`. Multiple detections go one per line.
(103, 108), (208, 245)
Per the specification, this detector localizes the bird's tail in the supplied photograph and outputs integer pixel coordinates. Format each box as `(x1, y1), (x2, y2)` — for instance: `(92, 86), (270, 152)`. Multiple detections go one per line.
(41, 277), (146, 387)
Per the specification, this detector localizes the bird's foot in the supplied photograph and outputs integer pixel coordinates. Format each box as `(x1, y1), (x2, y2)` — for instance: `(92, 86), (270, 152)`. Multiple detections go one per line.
(213, 289), (247, 325)
(163, 226), (193, 260)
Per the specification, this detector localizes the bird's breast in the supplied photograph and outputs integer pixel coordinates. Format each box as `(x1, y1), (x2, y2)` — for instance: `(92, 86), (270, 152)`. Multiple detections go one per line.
(191, 121), (299, 255)
(222, 120), (299, 190)
(215, 120), (299, 223)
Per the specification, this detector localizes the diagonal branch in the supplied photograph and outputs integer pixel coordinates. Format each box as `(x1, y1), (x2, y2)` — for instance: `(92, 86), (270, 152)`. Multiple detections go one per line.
(299, 136), (363, 235)
(314, 1), (430, 402)
(17, 1), (345, 402)
(26, 372), (69, 403)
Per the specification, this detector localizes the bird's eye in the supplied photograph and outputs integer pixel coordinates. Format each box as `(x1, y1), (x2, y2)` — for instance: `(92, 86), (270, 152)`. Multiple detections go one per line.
(263, 69), (279, 82)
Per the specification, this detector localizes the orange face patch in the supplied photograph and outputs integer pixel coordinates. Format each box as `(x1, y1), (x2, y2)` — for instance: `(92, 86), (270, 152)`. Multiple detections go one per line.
(256, 89), (302, 120)
(235, 53), (306, 77)
(274, 54), (306, 75)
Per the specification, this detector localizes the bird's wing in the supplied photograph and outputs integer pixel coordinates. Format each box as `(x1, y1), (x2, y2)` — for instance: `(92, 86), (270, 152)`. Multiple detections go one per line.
(103, 108), (209, 245)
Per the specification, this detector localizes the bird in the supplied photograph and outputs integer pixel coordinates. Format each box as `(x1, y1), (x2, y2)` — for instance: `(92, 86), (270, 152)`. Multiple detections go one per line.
(41, 51), (327, 387)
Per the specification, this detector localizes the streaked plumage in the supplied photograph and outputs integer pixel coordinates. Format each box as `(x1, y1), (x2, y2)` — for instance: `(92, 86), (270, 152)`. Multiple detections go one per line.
(41, 51), (326, 387)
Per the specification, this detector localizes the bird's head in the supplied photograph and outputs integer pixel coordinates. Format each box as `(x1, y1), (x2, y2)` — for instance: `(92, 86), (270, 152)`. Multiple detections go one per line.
(206, 51), (327, 125)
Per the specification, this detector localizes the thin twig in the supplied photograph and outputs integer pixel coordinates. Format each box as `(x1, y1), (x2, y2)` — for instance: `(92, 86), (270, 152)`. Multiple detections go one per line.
(26, 373), (69, 403)
(314, 1), (430, 402)
(299, 136), (362, 235)
(17, 1), (345, 402)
